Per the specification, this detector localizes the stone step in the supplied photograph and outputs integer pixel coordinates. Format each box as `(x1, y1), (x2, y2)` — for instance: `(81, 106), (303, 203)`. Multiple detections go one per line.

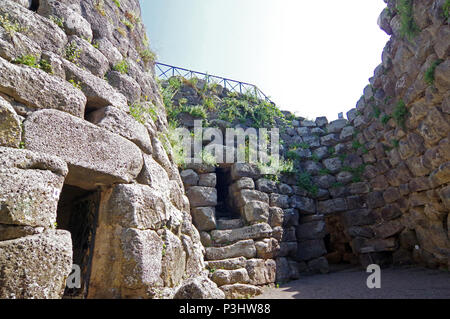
(210, 268), (249, 287)
(205, 257), (247, 270)
(216, 218), (244, 230)
(205, 239), (256, 261)
(219, 283), (263, 299)
(211, 223), (272, 245)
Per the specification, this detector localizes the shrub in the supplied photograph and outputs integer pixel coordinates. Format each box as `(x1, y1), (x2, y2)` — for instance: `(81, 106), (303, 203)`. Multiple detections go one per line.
(12, 55), (38, 68)
(113, 60), (129, 74)
(140, 49), (156, 64)
(65, 41), (82, 64)
(49, 15), (64, 28)
(39, 59), (53, 74)
(381, 114), (391, 125)
(68, 79), (82, 90)
(296, 172), (318, 196)
(392, 100), (408, 128)
(443, 0), (450, 19)
(113, 0), (121, 8)
(424, 59), (444, 85)
(0, 13), (24, 35)
(396, 0), (419, 40)
(129, 101), (157, 124)
(372, 105), (381, 119)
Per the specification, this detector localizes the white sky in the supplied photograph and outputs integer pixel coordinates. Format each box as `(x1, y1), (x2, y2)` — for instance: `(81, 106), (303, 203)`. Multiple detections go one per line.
(142, 0), (390, 121)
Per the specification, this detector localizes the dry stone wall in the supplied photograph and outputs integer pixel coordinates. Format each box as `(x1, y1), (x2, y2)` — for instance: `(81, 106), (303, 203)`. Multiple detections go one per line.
(0, 0), (223, 299)
(170, 0), (450, 286)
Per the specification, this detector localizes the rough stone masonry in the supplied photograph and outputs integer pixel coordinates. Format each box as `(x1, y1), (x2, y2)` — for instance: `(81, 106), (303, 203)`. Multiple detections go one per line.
(0, 0), (448, 299)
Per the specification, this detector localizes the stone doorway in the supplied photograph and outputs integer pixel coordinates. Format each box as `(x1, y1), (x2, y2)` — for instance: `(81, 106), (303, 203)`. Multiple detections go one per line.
(56, 185), (100, 298)
(324, 214), (358, 266)
(215, 166), (240, 220)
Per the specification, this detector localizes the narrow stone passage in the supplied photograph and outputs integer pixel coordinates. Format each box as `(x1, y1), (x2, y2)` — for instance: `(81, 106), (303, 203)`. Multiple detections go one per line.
(254, 266), (450, 299)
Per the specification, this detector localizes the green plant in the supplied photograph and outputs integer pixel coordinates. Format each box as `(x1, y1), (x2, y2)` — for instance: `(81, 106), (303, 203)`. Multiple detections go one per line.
(12, 54), (39, 68)
(95, 0), (106, 16)
(39, 59), (53, 74)
(331, 182), (344, 189)
(319, 168), (331, 176)
(201, 150), (218, 167)
(443, 0), (450, 19)
(328, 147), (335, 155)
(203, 97), (216, 111)
(352, 140), (363, 150)
(121, 18), (134, 30)
(311, 153), (320, 163)
(113, 59), (129, 74)
(392, 100), (408, 128)
(140, 48), (156, 64)
(372, 105), (381, 118)
(258, 156), (295, 176)
(0, 13), (24, 35)
(49, 15), (64, 28)
(424, 59), (444, 85)
(129, 101), (157, 124)
(116, 27), (127, 37)
(299, 142), (310, 150)
(65, 41), (82, 64)
(338, 153), (347, 162)
(381, 114), (391, 125)
(396, 0), (419, 40)
(391, 139), (400, 148)
(68, 79), (82, 90)
(113, 0), (121, 8)
(296, 172), (318, 196)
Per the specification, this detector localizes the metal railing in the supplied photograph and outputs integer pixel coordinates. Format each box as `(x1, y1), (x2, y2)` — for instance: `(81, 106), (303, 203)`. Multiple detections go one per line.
(155, 62), (274, 104)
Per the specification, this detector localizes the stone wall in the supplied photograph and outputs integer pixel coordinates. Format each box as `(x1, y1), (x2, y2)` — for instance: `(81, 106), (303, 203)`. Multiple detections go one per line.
(0, 0), (223, 299)
(168, 0), (450, 283)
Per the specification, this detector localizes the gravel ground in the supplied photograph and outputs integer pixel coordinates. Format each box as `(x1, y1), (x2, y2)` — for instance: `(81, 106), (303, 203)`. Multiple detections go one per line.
(254, 265), (450, 299)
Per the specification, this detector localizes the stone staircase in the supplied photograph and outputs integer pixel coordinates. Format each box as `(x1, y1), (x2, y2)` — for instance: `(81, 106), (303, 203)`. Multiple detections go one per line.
(204, 218), (275, 299)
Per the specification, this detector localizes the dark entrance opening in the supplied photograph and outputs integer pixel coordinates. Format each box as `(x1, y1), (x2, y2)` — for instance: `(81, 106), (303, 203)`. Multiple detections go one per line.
(29, 0), (39, 12)
(56, 185), (100, 298)
(215, 166), (240, 220)
(324, 214), (358, 266)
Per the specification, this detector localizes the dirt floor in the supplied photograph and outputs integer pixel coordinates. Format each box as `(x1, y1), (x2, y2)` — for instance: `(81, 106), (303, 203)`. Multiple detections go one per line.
(254, 265), (450, 299)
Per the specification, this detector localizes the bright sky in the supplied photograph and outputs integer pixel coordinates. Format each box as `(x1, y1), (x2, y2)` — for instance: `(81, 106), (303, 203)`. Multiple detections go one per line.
(140, 0), (389, 121)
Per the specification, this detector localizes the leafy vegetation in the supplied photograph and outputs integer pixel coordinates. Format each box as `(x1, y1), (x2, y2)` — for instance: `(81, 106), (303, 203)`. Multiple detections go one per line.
(94, 0), (106, 16)
(113, 59), (129, 74)
(0, 13), (25, 35)
(49, 15), (64, 28)
(443, 0), (450, 19)
(296, 172), (318, 196)
(424, 59), (444, 85)
(342, 164), (366, 183)
(113, 0), (121, 8)
(396, 0), (419, 40)
(12, 55), (39, 68)
(39, 59), (53, 74)
(140, 48), (156, 64)
(392, 100), (408, 128)
(65, 41), (82, 64)
(381, 114), (391, 126)
(129, 101), (157, 124)
(68, 79), (82, 90)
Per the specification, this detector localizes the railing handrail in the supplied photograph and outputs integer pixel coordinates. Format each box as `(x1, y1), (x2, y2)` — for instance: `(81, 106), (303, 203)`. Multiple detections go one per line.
(154, 62), (274, 105)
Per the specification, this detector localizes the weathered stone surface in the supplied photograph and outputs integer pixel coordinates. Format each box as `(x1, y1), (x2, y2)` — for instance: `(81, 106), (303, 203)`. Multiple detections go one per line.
(0, 230), (72, 299)
(269, 193), (290, 208)
(220, 284), (262, 299)
(136, 154), (170, 194)
(296, 221), (327, 241)
(0, 147), (68, 227)
(317, 198), (348, 214)
(235, 189), (269, 208)
(289, 196), (315, 214)
(102, 183), (177, 230)
(296, 239), (327, 261)
(230, 163), (261, 180)
(24, 109), (143, 190)
(198, 173), (216, 187)
(229, 177), (254, 193)
(244, 201), (269, 224)
(0, 1), (67, 53)
(211, 223), (272, 245)
(174, 276), (224, 299)
(191, 207), (217, 231)
(67, 35), (108, 77)
(180, 169), (199, 186)
(216, 218), (244, 230)
(0, 224), (43, 241)
(342, 209), (376, 227)
(87, 106), (152, 154)
(160, 229), (186, 287)
(37, 0), (93, 41)
(206, 257), (247, 271)
(62, 59), (128, 111)
(255, 238), (280, 259)
(245, 259), (276, 285)
(0, 96), (21, 148)
(107, 70), (141, 103)
(323, 157), (343, 173)
(256, 178), (278, 193)
(429, 162), (450, 187)
(211, 268), (249, 287)
(373, 220), (405, 239)
(186, 186), (217, 207)
(0, 57), (86, 117)
(205, 240), (256, 260)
